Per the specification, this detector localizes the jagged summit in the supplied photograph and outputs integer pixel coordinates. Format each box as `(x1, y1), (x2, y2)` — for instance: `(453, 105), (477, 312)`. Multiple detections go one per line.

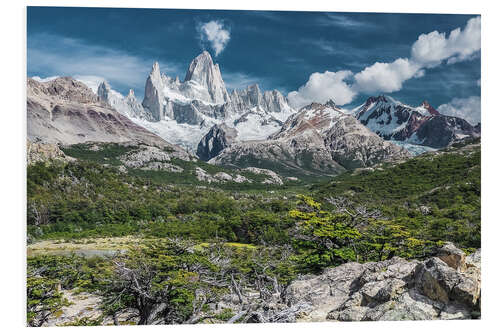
(325, 99), (337, 108)
(300, 99), (342, 112)
(420, 100), (440, 116)
(151, 61), (161, 74)
(183, 51), (230, 104)
(184, 51), (214, 82)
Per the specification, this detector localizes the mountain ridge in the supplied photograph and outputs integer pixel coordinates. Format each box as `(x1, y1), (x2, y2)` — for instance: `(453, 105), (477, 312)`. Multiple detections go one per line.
(354, 95), (480, 148)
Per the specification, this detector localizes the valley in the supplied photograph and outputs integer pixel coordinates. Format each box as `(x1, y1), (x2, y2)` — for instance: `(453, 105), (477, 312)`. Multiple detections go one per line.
(26, 50), (481, 326)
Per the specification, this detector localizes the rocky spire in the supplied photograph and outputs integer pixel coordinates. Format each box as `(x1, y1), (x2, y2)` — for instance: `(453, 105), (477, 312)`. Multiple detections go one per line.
(183, 51), (230, 104)
(142, 62), (165, 121)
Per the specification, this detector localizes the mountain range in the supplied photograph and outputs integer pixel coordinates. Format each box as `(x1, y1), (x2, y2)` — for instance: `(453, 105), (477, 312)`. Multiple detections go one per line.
(28, 51), (480, 178)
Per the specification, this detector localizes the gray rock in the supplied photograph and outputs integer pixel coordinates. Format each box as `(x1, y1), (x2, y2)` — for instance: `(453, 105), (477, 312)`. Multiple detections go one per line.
(283, 244), (480, 322)
(119, 145), (192, 171)
(436, 242), (466, 271)
(27, 140), (73, 165)
(197, 124), (237, 161)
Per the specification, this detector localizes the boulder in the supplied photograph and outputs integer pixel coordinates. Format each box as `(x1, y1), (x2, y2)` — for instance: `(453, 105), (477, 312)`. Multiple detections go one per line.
(283, 244), (480, 322)
(436, 242), (466, 271)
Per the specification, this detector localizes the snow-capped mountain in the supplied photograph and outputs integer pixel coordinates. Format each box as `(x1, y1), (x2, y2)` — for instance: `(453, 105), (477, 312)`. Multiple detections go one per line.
(210, 101), (410, 176)
(353, 95), (480, 148)
(101, 51), (297, 153)
(93, 51), (480, 166)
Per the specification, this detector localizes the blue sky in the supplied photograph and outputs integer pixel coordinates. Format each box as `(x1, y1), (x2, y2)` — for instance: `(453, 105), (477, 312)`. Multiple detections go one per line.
(27, 7), (481, 121)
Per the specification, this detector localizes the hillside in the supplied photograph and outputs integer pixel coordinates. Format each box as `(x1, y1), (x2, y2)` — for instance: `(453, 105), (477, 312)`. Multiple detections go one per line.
(27, 137), (481, 326)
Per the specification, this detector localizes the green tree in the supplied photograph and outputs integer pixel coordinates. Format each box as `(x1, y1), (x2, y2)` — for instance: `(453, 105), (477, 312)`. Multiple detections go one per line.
(27, 273), (68, 327)
(289, 195), (361, 272)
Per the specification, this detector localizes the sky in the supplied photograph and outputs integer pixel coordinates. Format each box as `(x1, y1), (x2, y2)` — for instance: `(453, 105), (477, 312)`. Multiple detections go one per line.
(27, 7), (481, 123)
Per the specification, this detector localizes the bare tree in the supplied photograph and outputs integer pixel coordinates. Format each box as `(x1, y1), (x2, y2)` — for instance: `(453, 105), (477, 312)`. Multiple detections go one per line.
(325, 196), (382, 227)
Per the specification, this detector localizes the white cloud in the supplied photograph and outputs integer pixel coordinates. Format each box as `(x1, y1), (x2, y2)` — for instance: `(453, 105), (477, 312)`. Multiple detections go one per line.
(287, 70), (356, 108)
(317, 13), (377, 30)
(353, 58), (422, 94)
(437, 96), (481, 125)
(411, 16), (481, 67)
(288, 16), (480, 107)
(198, 20), (230, 56)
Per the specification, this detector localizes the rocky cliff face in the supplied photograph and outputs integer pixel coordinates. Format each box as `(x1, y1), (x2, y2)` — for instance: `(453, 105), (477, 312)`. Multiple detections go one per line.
(141, 52), (231, 124)
(27, 77), (171, 148)
(281, 243), (480, 322)
(197, 123), (237, 161)
(183, 51), (231, 104)
(230, 84), (293, 117)
(355, 95), (480, 148)
(273, 100), (410, 169)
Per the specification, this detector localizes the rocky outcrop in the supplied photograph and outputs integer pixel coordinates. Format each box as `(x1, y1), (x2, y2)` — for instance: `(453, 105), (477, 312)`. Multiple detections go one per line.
(415, 115), (480, 148)
(209, 139), (346, 177)
(283, 245), (481, 322)
(27, 77), (169, 148)
(197, 124), (237, 161)
(119, 145), (193, 170)
(244, 167), (283, 185)
(27, 140), (73, 165)
(193, 167), (251, 184)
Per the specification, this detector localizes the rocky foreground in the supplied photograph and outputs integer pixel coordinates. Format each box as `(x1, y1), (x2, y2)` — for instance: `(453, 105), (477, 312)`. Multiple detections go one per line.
(46, 243), (480, 325)
(282, 243), (480, 322)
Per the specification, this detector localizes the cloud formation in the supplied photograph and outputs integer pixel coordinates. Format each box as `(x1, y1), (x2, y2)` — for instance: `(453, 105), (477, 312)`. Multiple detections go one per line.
(288, 16), (481, 108)
(27, 33), (181, 98)
(316, 13), (376, 30)
(437, 96), (481, 125)
(411, 16), (481, 67)
(288, 71), (355, 107)
(353, 58), (422, 94)
(199, 20), (230, 56)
